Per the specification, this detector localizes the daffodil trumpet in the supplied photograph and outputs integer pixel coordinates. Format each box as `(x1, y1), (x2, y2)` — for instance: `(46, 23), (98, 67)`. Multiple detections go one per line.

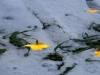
(24, 38), (49, 50)
(94, 46), (100, 57)
(87, 9), (100, 13)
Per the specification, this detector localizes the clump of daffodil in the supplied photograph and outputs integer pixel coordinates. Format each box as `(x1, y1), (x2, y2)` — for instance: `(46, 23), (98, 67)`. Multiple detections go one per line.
(94, 46), (100, 57)
(24, 38), (49, 50)
(87, 9), (99, 13)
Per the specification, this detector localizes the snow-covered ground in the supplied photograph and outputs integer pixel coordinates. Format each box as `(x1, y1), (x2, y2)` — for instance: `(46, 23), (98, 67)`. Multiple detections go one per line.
(0, 0), (100, 75)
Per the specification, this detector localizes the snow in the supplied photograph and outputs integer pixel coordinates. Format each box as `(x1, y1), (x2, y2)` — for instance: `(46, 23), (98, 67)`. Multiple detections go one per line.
(0, 0), (100, 75)
(94, 0), (100, 6)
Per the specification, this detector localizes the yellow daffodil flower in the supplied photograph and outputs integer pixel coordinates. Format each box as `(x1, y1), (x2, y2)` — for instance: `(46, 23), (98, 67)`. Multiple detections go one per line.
(24, 38), (49, 50)
(94, 47), (100, 57)
(87, 9), (99, 13)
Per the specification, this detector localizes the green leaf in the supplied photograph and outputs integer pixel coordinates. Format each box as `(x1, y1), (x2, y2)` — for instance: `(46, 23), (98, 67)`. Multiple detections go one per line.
(9, 31), (20, 39)
(72, 47), (91, 54)
(57, 62), (64, 70)
(85, 58), (100, 62)
(91, 41), (100, 45)
(0, 49), (7, 54)
(9, 38), (29, 47)
(88, 22), (95, 30)
(59, 46), (72, 49)
(43, 53), (63, 61)
(21, 26), (37, 33)
(60, 63), (76, 75)
(2, 34), (11, 39)
(54, 41), (69, 57)
(83, 35), (99, 39)
(72, 39), (88, 42)
(92, 25), (100, 32)
(0, 43), (6, 46)
(42, 23), (50, 29)
(22, 33), (31, 36)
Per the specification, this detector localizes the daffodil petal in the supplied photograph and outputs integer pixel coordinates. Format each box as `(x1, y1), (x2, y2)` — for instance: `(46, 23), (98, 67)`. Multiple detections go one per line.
(38, 44), (49, 48)
(94, 51), (100, 57)
(87, 9), (99, 13)
(24, 42), (49, 50)
(30, 44), (43, 50)
(24, 44), (34, 47)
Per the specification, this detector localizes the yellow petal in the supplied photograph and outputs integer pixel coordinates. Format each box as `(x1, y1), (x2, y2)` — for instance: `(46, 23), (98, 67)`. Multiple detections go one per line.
(94, 51), (100, 57)
(38, 44), (49, 48)
(87, 9), (99, 13)
(31, 44), (43, 50)
(35, 42), (49, 48)
(24, 44), (32, 47)
(24, 43), (49, 50)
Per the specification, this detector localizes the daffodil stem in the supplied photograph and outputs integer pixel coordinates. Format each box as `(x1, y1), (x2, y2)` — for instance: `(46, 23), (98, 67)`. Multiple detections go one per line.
(36, 40), (38, 44)
(24, 47), (30, 57)
(27, 47), (30, 54)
